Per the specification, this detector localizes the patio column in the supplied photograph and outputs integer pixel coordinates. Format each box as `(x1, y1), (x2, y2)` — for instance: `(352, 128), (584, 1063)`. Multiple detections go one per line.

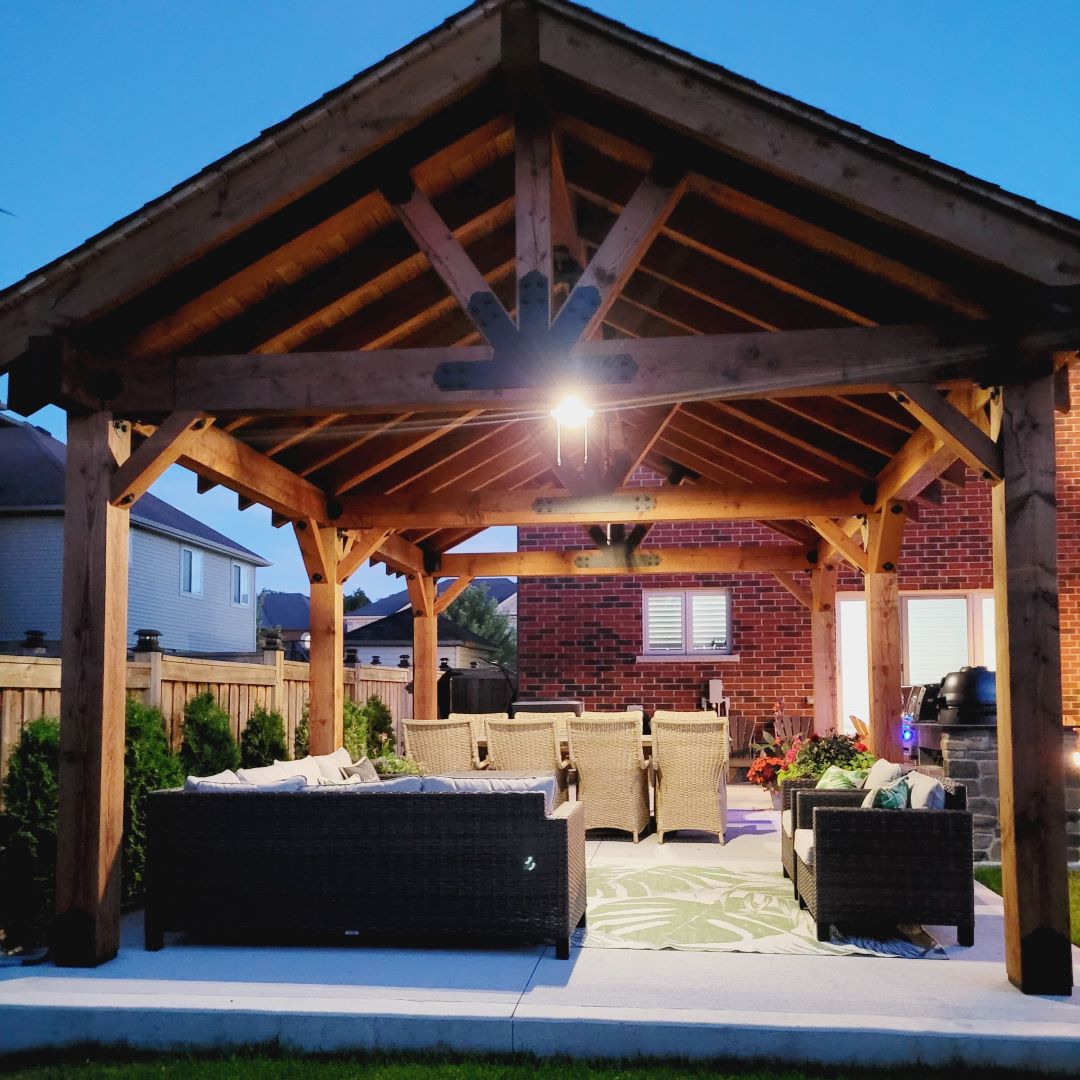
(308, 526), (343, 755)
(54, 411), (131, 967)
(408, 574), (438, 719)
(992, 372), (1072, 996)
(810, 565), (838, 734)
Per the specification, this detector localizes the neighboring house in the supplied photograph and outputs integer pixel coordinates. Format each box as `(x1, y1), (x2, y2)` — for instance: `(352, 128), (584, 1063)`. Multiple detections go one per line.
(347, 577), (517, 632)
(0, 413), (268, 653)
(517, 366), (1080, 726)
(258, 591), (311, 647)
(344, 610), (500, 670)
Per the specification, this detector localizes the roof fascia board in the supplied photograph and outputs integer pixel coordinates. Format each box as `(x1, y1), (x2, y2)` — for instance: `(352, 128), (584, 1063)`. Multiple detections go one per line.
(535, 1), (1080, 284)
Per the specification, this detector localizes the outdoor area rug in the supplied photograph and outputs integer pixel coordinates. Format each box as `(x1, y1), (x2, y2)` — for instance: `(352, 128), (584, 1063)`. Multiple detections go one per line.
(573, 864), (947, 959)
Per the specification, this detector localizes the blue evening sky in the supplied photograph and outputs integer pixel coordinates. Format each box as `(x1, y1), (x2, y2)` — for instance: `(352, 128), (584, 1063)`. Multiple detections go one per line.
(2, 1), (1078, 599)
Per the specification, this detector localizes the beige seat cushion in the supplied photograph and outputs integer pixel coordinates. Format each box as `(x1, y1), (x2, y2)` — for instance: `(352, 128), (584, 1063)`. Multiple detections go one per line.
(793, 828), (815, 867)
(781, 809), (794, 837)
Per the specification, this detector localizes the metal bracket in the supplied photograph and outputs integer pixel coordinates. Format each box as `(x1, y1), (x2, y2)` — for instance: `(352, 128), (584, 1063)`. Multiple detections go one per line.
(572, 550), (661, 570)
(532, 492), (656, 516)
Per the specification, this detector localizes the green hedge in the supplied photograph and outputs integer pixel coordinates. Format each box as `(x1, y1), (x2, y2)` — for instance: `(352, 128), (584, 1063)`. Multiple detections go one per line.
(239, 706), (288, 768)
(180, 691), (240, 775)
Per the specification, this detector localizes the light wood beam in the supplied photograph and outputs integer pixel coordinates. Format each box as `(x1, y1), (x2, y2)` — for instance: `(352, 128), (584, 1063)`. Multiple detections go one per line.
(810, 565), (839, 736)
(110, 412), (211, 507)
(337, 528), (393, 584)
(808, 517), (869, 573)
(372, 533), (427, 575)
(771, 570), (812, 609)
(867, 502), (908, 573)
(308, 526), (343, 755)
(865, 570), (902, 762)
(407, 574), (439, 719)
(293, 519), (333, 584)
(54, 413), (130, 966)
(992, 372), (1073, 995)
(515, 122), (553, 336)
(439, 545), (817, 578)
(433, 575), (474, 615)
(893, 382), (1002, 482)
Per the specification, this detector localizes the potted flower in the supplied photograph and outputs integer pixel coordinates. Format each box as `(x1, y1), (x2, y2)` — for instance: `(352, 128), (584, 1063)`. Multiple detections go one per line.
(776, 732), (874, 786)
(747, 753), (786, 808)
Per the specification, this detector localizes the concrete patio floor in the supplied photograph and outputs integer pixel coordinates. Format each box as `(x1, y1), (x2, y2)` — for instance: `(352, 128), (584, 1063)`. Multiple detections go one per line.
(1, 784), (1077, 1070)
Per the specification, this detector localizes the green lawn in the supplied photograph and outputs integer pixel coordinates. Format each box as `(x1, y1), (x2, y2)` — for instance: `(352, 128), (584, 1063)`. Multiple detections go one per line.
(0, 1051), (1076, 1080)
(974, 866), (1080, 947)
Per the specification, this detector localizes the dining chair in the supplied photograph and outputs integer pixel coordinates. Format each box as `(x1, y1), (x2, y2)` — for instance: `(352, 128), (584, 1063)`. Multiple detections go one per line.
(512, 710), (576, 745)
(448, 712), (508, 747)
(486, 717), (570, 805)
(402, 718), (485, 773)
(567, 717), (651, 842)
(650, 715), (729, 843)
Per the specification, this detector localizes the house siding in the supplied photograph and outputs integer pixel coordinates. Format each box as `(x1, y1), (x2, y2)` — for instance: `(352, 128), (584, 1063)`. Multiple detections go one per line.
(518, 366), (1080, 726)
(0, 515), (258, 652)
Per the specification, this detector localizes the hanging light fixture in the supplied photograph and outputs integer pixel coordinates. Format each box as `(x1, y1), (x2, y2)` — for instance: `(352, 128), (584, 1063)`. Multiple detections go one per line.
(551, 394), (594, 466)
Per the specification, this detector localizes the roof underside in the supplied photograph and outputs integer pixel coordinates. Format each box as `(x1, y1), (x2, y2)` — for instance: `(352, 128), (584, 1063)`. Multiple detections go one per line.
(1, 0), (1078, 567)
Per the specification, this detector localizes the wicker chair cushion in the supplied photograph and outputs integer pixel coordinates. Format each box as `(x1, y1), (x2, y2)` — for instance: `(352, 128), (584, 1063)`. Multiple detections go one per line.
(274, 756), (323, 786)
(865, 758), (903, 789)
(185, 775), (308, 793)
(793, 828), (814, 866)
(237, 763), (290, 785)
(815, 764), (868, 790)
(344, 757), (381, 783)
(781, 809), (793, 837)
(908, 770), (946, 809)
(861, 774), (910, 809)
(422, 773), (557, 814)
(184, 769), (241, 788)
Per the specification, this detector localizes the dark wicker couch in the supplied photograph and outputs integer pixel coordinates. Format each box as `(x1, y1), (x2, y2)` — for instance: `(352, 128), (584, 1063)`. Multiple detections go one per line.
(792, 777), (974, 944)
(779, 777), (817, 897)
(145, 788), (587, 958)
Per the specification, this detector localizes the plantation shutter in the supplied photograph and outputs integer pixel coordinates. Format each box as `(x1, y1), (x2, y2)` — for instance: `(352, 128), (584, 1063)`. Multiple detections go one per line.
(904, 596), (969, 685)
(645, 592), (685, 652)
(690, 592), (729, 651)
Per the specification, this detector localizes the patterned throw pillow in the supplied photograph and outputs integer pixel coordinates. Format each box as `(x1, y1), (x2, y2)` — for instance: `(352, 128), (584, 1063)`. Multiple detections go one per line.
(815, 765), (868, 790)
(861, 775), (910, 809)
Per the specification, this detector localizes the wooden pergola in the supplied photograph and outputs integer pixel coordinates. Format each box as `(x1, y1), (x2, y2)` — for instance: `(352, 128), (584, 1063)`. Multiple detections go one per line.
(0, 0), (1076, 992)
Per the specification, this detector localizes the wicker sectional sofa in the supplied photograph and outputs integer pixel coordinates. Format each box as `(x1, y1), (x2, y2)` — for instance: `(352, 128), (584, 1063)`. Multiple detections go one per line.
(145, 785), (587, 958)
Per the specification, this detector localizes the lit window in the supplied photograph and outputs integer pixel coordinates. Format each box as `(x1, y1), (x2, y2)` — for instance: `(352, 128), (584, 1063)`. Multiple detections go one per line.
(643, 589), (731, 655)
(232, 563), (251, 606)
(180, 547), (203, 597)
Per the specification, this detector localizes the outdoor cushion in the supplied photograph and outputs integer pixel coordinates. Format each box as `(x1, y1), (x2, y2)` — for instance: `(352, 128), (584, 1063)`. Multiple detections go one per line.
(350, 775), (422, 793)
(815, 764), (868, 790)
(864, 758), (903, 790)
(237, 763), (290, 785)
(343, 757), (381, 783)
(862, 774), (910, 809)
(186, 775), (308, 793)
(422, 773), (558, 815)
(313, 749), (352, 780)
(781, 809), (793, 837)
(316, 774), (364, 787)
(908, 770), (946, 810)
(274, 756), (322, 786)
(183, 769), (241, 791)
(793, 828), (814, 867)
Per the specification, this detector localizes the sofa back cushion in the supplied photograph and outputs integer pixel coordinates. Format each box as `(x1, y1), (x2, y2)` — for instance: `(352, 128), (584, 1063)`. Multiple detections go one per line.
(421, 773), (558, 814)
(186, 775), (308, 793)
(861, 774), (910, 809)
(908, 770), (946, 810)
(274, 756), (323, 786)
(864, 758), (903, 790)
(237, 763), (290, 785)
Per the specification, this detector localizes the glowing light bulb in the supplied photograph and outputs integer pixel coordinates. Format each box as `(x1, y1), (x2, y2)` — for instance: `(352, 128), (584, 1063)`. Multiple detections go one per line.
(550, 395), (594, 429)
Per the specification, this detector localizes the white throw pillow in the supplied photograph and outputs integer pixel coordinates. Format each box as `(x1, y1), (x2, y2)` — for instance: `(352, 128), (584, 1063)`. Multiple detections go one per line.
(274, 756), (322, 786)
(908, 770), (946, 810)
(237, 763), (290, 785)
(864, 758), (903, 791)
(313, 752), (348, 780)
(316, 774), (364, 786)
(183, 769), (241, 791)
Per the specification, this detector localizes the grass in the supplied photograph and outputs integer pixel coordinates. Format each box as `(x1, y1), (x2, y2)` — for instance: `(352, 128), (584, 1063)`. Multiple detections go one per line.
(974, 865), (1080, 947)
(0, 1049), (1075, 1080)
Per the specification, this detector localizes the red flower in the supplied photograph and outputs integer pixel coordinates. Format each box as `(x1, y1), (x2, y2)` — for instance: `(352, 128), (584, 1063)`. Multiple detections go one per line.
(854, 741), (868, 753)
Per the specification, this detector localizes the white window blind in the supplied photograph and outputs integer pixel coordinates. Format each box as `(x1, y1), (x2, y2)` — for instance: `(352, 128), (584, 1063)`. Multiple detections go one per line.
(645, 592), (685, 652)
(905, 596), (969, 685)
(180, 547), (203, 596)
(643, 589), (731, 655)
(232, 563), (250, 606)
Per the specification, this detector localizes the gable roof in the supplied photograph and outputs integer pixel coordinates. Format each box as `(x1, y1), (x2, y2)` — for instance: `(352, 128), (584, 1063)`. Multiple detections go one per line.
(355, 577), (517, 618)
(344, 608), (498, 649)
(0, 413), (268, 564)
(258, 591), (310, 630)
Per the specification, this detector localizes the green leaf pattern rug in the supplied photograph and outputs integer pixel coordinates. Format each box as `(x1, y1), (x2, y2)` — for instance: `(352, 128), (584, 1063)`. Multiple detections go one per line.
(574, 864), (946, 959)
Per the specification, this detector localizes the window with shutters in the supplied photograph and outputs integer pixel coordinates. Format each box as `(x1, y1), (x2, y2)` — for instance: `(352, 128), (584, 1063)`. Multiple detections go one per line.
(642, 588), (732, 657)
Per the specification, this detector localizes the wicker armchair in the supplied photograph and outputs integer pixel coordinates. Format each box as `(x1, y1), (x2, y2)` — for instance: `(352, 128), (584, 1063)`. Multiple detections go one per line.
(486, 717), (570, 805)
(650, 715), (729, 843)
(793, 777), (974, 944)
(779, 777), (818, 897)
(513, 710), (576, 744)
(448, 712), (508, 747)
(402, 718), (485, 773)
(568, 717), (651, 842)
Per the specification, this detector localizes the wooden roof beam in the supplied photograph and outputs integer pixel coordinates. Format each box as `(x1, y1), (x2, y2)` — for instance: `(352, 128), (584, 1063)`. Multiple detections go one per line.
(808, 517), (870, 574)
(110, 411), (212, 507)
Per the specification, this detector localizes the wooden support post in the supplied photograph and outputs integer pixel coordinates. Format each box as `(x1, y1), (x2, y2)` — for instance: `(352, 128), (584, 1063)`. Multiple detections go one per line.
(307, 527), (343, 755)
(992, 374), (1073, 996)
(407, 575), (438, 719)
(54, 412), (131, 967)
(810, 565), (838, 736)
(865, 571), (902, 762)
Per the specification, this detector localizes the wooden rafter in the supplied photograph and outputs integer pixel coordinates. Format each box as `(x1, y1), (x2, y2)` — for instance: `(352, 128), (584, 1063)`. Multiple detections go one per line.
(293, 519), (335, 583)
(432, 575), (474, 615)
(808, 517), (869, 573)
(110, 411), (211, 507)
(337, 527), (393, 584)
(771, 570), (812, 609)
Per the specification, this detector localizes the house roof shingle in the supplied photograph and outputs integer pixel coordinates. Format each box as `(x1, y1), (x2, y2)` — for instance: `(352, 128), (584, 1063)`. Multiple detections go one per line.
(344, 608), (498, 650)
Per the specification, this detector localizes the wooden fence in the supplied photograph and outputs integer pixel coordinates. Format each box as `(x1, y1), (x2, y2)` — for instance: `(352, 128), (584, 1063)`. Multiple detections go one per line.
(0, 651), (412, 786)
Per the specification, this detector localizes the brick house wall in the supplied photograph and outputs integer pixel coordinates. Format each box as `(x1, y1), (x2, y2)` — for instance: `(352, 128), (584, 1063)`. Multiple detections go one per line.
(518, 366), (1080, 726)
